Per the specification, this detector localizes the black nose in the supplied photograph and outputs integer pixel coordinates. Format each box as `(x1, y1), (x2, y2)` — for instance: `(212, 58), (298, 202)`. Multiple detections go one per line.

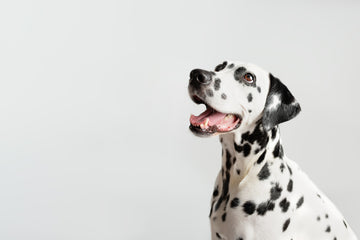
(190, 69), (212, 85)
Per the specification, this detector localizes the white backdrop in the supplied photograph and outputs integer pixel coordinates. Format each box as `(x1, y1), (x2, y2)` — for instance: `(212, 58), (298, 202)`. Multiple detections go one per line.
(0, 1), (359, 239)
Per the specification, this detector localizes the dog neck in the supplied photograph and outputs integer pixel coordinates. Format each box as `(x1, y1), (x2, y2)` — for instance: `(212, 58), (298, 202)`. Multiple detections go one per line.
(219, 120), (282, 187)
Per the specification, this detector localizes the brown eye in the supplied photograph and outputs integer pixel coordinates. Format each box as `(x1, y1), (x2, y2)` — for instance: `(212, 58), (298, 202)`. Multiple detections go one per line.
(244, 73), (254, 83)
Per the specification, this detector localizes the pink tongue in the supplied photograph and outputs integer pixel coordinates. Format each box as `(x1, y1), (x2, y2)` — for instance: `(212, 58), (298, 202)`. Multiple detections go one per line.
(190, 108), (227, 125)
(190, 108), (240, 131)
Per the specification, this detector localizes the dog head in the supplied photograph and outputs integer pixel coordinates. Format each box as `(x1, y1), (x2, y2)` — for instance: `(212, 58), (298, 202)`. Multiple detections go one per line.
(188, 61), (301, 137)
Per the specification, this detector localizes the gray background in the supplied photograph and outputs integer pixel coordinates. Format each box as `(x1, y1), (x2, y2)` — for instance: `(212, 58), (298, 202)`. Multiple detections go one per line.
(0, 0), (359, 239)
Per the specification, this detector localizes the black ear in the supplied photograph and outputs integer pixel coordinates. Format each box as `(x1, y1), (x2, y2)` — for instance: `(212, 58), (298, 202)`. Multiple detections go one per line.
(262, 73), (301, 131)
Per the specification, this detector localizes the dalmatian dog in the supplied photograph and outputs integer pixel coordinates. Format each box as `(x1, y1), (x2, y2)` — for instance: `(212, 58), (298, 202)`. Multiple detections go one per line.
(188, 61), (358, 240)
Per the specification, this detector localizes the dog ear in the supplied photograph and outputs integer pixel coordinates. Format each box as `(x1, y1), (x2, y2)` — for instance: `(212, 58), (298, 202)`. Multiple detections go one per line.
(262, 73), (301, 131)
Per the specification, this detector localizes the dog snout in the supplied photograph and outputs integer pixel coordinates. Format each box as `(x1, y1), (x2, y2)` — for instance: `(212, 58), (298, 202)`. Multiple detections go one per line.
(190, 69), (212, 85)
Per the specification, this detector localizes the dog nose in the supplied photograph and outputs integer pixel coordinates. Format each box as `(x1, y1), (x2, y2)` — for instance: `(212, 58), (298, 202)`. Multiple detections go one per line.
(190, 69), (212, 85)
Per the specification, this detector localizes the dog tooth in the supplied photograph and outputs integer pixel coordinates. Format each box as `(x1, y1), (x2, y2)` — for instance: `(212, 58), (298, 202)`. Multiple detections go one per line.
(225, 114), (234, 120)
(204, 118), (209, 127)
(200, 118), (210, 129)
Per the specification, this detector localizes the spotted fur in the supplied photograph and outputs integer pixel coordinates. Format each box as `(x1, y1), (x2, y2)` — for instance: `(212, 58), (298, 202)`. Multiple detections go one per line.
(188, 62), (357, 240)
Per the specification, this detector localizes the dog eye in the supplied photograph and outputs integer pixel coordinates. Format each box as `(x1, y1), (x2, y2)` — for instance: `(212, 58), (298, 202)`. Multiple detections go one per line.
(244, 73), (254, 83)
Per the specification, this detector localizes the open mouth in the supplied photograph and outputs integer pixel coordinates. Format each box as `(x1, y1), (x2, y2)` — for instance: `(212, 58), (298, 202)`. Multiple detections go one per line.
(189, 96), (241, 135)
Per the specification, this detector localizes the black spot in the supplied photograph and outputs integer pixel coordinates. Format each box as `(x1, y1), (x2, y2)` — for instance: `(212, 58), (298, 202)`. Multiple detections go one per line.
(226, 149), (232, 170)
(236, 238), (243, 240)
(256, 202), (267, 216)
(256, 200), (274, 216)
(334, 237), (337, 240)
(257, 150), (266, 164)
(243, 201), (256, 215)
(221, 212), (227, 222)
(206, 89), (214, 97)
(213, 187), (219, 197)
(343, 220), (348, 228)
(317, 193), (321, 198)
(325, 225), (331, 233)
(234, 142), (242, 152)
(287, 179), (293, 192)
(214, 78), (221, 91)
(279, 198), (290, 212)
(236, 169), (241, 175)
(244, 143), (251, 157)
(287, 165), (293, 175)
(209, 201), (214, 217)
(280, 163), (285, 173)
(221, 93), (227, 99)
(317, 216), (321, 221)
(241, 123), (269, 150)
(247, 93), (253, 102)
(258, 162), (270, 180)
(271, 127), (277, 139)
(273, 141), (284, 158)
(325, 213), (329, 218)
(248, 109), (252, 113)
(282, 218), (291, 232)
(228, 63), (234, 69)
(257, 86), (261, 93)
(215, 171), (230, 211)
(226, 194), (230, 202)
(267, 201), (275, 211)
(230, 198), (240, 208)
(215, 61), (227, 72)
(234, 67), (247, 81)
(224, 194), (230, 211)
(296, 196), (304, 209)
(234, 142), (251, 157)
(215, 199), (222, 211)
(233, 157), (236, 164)
(216, 232), (222, 239)
(270, 183), (283, 200)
